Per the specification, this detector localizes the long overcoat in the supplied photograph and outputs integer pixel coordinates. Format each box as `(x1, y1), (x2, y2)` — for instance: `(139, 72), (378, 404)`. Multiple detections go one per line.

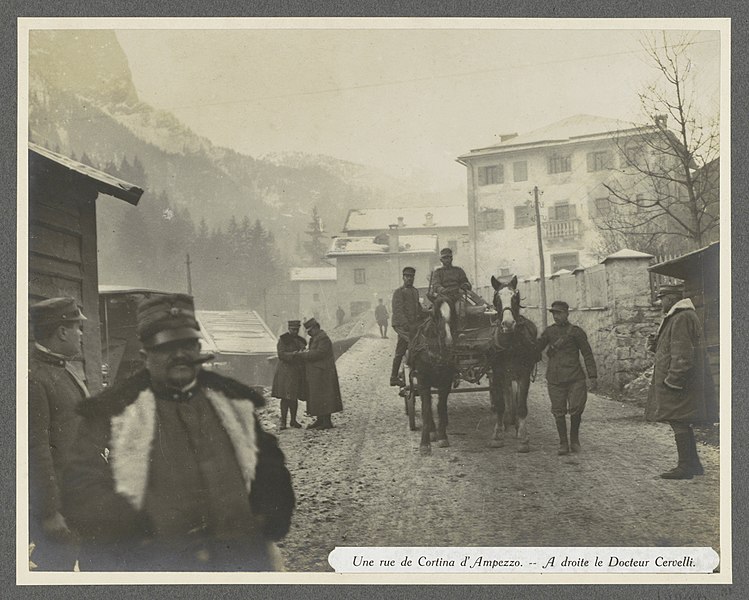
(646, 299), (717, 424)
(271, 332), (307, 401)
(62, 369), (295, 571)
(298, 330), (343, 416)
(28, 346), (87, 522)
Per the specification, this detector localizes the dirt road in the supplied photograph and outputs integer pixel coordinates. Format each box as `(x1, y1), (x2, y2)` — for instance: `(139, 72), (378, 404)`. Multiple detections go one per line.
(258, 326), (721, 572)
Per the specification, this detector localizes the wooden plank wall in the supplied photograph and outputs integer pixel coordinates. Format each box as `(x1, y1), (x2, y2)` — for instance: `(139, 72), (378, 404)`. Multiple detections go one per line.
(29, 168), (103, 392)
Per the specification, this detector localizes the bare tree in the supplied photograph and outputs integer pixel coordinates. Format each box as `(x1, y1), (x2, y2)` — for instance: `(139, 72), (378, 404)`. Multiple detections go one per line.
(599, 32), (719, 253)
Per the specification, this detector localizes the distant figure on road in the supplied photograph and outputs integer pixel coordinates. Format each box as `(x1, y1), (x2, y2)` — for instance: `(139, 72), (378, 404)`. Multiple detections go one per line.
(536, 300), (598, 456)
(375, 299), (389, 338)
(336, 306), (345, 327)
(296, 318), (343, 430)
(271, 320), (307, 430)
(646, 283), (717, 480)
(390, 266), (427, 386)
(28, 297), (88, 571)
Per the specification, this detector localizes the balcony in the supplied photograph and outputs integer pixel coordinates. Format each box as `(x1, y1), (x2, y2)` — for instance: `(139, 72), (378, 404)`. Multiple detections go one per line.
(542, 218), (582, 240)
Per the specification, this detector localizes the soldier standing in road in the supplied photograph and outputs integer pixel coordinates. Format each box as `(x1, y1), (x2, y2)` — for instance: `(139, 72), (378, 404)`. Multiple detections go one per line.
(375, 299), (389, 338)
(390, 266), (427, 386)
(28, 297), (88, 571)
(271, 320), (307, 430)
(296, 317), (343, 430)
(646, 283), (717, 479)
(336, 306), (345, 327)
(63, 293), (295, 571)
(536, 300), (598, 455)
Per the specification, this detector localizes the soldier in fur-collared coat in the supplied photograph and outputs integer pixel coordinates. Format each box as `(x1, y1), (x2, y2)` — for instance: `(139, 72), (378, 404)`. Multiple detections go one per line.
(62, 294), (295, 571)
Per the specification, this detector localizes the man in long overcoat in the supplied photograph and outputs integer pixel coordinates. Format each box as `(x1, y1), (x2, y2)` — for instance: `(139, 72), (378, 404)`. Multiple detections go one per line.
(271, 320), (307, 429)
(62, 293), (295, 571)
(647, 283), (717, 479)
(28, 297), (89, 571)
(296, 317), (343, 430)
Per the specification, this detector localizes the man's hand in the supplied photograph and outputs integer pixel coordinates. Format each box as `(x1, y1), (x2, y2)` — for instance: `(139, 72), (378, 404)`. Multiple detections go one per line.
(42, 512), (73, 543)
(588, 378), (598, 393)
(460, 282), (471, 291)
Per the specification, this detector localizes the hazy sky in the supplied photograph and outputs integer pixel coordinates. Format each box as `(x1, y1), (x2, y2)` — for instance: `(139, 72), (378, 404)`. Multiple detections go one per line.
(115, 23), (722, 190)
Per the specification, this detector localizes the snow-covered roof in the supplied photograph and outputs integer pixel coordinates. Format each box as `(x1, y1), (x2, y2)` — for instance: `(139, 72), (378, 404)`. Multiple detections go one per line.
(460, 114), (653, 158)
(602, 249), (655, 263)
(327, 234), (438, 256)
(289, 267), (337, 281)
(30, 142), (145, 205)
(196, 310), (277, 355)
(344, 206), (468, 232)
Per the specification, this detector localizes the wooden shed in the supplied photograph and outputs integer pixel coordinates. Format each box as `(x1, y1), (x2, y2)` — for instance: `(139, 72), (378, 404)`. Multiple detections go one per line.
(648, 242), (720, 397)
(28, 143), (144, 392)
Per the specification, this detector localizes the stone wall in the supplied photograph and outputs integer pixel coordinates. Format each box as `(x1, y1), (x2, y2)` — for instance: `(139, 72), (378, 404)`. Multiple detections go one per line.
(511, 251), (662, 390)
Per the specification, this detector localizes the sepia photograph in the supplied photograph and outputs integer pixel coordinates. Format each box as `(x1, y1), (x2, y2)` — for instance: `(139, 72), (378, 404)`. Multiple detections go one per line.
(17, 17), (729, 586)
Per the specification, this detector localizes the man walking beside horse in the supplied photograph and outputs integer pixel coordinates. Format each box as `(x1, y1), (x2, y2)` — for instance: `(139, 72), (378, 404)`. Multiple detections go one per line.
(537, 300), (598, 456)
(390, 266), (427, 387)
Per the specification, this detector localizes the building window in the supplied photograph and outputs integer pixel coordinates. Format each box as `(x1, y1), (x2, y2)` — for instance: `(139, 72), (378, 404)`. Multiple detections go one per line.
(549, 201), (576, 221)
(477, 208), (505, 231)
(587, 151), (613, 172)
(551, 252), (580, 272)
(354, 268), (366, 284)
(513, 161), (528, 182)
(592, 197), (612, 218)
(514, 205), (532, 228)
(547, 153), (572, 174)
(478, 164), (504, 186)
(448, 240), (458, 255)
(620, 144), (645, 168)
(313, 293), (320, 302)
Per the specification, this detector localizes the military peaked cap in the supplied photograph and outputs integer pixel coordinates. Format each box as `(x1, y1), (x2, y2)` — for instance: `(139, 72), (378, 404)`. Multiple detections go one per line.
(303, 317), (320, 329)
(136, 293), (202, 348)
(30, 297), (87, 326)
(402, 266), (416, 275)
(549, 300), (570, 313)
(656, 283), (685, 298)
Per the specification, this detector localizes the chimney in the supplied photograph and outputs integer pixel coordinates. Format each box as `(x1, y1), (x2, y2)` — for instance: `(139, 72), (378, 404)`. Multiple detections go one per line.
(397, 216), (405, 227)
(388, 224), (400, 253)
(424, 212), (434, 227)
(500, 133), (518, 143)
(654, 114), (668, 130)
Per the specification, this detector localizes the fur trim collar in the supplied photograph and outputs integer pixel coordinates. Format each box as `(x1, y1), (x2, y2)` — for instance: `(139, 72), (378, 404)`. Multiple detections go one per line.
(78, 369), (265, 418)
(108, 386), (258, 510)
(664, 297), (695, 318)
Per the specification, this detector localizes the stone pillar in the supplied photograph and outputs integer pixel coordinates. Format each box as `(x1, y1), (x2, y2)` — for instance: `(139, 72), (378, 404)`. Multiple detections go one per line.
(602, 249), (654, 322)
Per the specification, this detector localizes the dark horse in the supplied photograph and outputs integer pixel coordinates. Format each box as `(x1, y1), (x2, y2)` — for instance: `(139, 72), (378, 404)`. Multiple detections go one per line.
(408, 297), (456, 456)
(488, 275), (539, 453)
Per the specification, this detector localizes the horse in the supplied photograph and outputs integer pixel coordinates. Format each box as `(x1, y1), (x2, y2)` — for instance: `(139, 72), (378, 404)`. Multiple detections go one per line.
(488, 275), (539, 453)
(407, 296), (457, 456)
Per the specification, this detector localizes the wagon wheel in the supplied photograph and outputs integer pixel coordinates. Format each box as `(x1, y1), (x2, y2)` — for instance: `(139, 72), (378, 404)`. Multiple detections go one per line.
(406, 370), (418, 431)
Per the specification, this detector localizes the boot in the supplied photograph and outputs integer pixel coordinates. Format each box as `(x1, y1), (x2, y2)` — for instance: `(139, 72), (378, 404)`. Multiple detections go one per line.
(390, 357), (404, 386)
(569, 414), (581, 453)
(660, 432), (694, 479)
(280, 401), (289, 430)
(555, 416), (569, 455)
(688, 427), (704, 476)
(289, 400), (302, 428)
(319, 414), (334, 430)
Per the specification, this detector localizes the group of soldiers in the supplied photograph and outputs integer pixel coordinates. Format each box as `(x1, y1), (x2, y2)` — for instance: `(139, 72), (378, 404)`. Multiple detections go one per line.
(387, 248), (715, 473)
(27, 252), (715, 573)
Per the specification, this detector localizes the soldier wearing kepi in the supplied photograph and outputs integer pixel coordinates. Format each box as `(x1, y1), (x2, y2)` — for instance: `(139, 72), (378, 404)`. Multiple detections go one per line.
(271, 320), (307, 429)
(647, 283), (717, 480)
(390, 266), (426, 386)
(28, 297), (89, 571)
(63, 293), (295, 571)
(428, 247), (472, 304)
(536, 300), (598, 455)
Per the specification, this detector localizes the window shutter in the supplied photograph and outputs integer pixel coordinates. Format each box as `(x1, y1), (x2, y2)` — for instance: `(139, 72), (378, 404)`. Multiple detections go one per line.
(569, 204), (577, 218)
(478, 167), (486, 186)
(586, 152), (595, 172)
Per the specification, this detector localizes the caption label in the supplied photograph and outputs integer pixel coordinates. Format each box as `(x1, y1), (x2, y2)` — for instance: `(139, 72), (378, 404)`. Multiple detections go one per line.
(328, 547), (719, 573)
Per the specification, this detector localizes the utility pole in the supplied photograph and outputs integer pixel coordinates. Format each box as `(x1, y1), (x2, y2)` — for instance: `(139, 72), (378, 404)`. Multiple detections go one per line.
(530, 186), (548, 330)
(185, 253), (193, 295)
